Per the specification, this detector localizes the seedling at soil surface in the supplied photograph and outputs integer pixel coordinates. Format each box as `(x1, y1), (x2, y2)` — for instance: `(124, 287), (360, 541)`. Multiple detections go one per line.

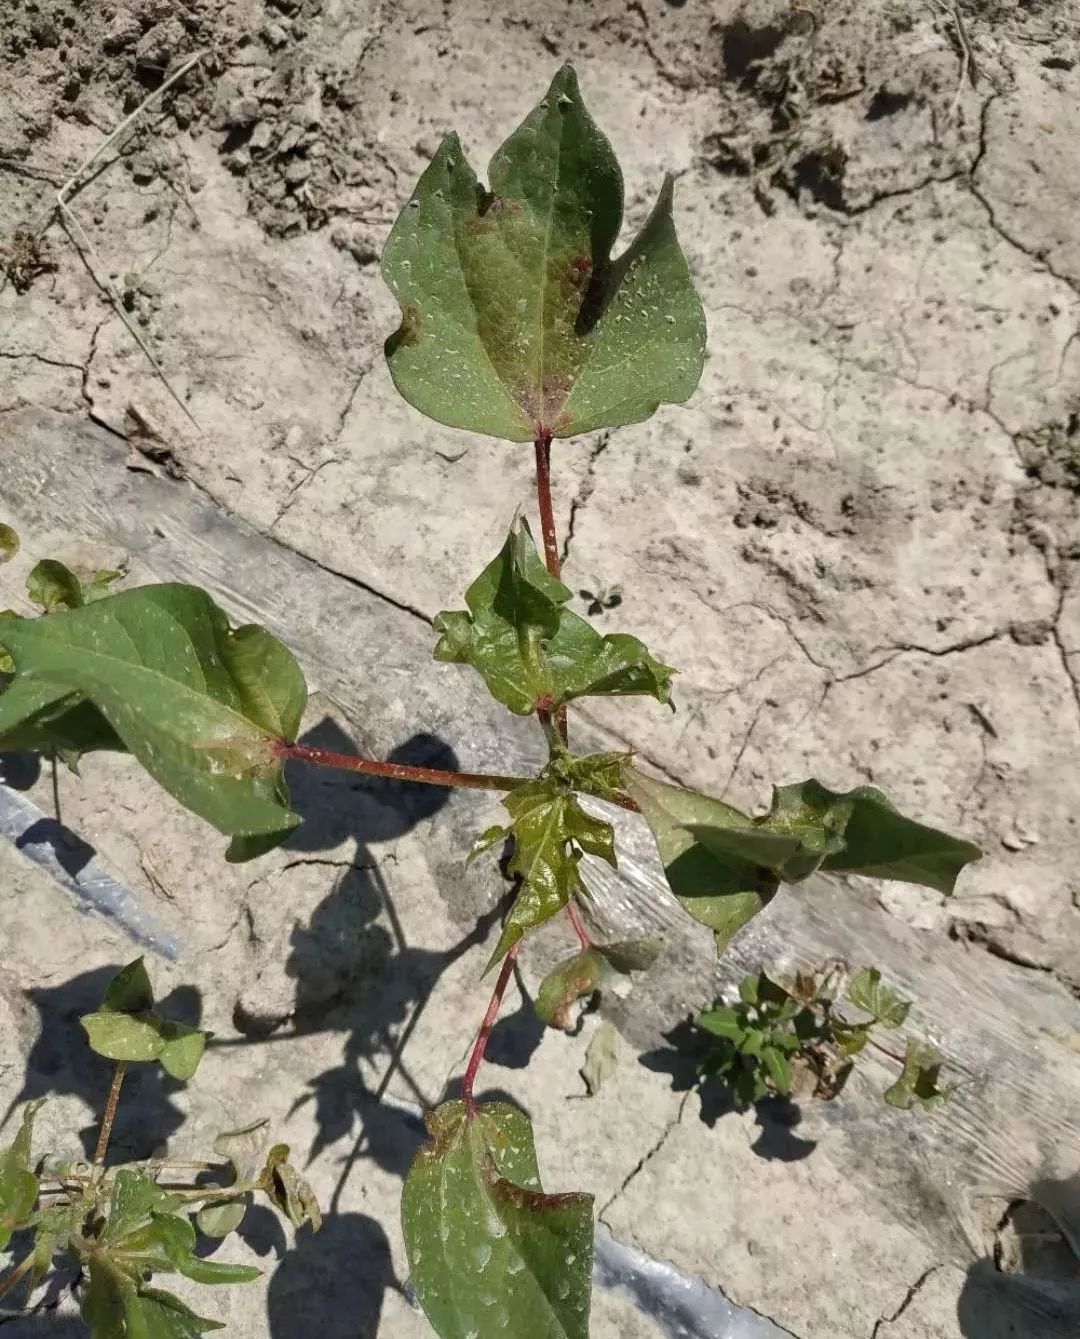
(0, 66), (980, 1338)
(693, 964), (951, 1110)
(0, 959), (316, 1337)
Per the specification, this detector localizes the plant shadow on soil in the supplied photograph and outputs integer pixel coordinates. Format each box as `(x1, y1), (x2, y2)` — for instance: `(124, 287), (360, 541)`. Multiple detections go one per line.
(218, 716), (533, 1335)
(638, 1018), (818, 1161)
(956, 1178), (1080, 1339)
(1, 718), (535, 1336)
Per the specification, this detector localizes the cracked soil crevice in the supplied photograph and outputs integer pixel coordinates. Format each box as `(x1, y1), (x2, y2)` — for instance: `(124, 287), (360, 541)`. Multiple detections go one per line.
(869, 1262), (944, 1337)
(598, 1091), (689, 1224)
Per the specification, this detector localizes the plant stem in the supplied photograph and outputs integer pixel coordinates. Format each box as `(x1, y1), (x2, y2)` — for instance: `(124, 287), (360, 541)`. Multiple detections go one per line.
(533, 434), (561, 580)
(92, 1061), (126, 1174)
(580, 785), (640, 813)
(461, 944), (521, 1114)
(566, 899), (593, 949)
(533, 433), (569, 748)
(868, 1035), (906, 1066)
(278, 742), (529, 794)
(0, 1255), (33, 1302)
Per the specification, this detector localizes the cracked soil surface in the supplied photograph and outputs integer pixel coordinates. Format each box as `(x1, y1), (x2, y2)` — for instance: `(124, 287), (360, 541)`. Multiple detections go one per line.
(1, 1), (1079, 1337)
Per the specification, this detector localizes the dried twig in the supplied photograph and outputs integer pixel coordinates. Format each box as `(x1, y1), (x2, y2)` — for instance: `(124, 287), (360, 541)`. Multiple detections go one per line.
(931, 0), (979, 118)
(50, 49), (209, 430)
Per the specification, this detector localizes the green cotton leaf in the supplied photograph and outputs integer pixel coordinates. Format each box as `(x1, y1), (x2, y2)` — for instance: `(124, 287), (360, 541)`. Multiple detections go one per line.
(31, 1198), (86, 1289)
(625, 770), (780, 953)
(80, 1007), (207, 1078)
(883, 1039), (952, 1112)
(682, 780), (981, 895)
(158, 1022), (207, 1081)
(696, 1006), (746, 1042)
(176, 1254), (261, 1286)
(25, 558), (125, 614)
(403, 1100), (593, 1339)
(81, 1011), (166, 1064)
(27, 558), (85, 612)
(194, 1198), (247, 1240)
(738, 971), (792, 1009)
(0, 523), (18, 562)
(846, 967), (911, 1029)
(0, 613), (15, 674)
(382, 63), (706, 443)
(468, 824), (509, 863)
(0, 674), (126, 768)
(486, 780), (615, 968)
(102, 959), (155, 1013)
(548, 749), (632, 801)
(535, 949), (607, 1029)
(435, 518), (673, 716)
(580, 1021), (619, 1096)
(761, 1046), (792, 1095)
(82, 1262), (226, 1339)
(773, 780), (982, 895)
(0, 1102), (43, 1251)
(0, 584), (307, 859)
(101, 1171), (184, 1242)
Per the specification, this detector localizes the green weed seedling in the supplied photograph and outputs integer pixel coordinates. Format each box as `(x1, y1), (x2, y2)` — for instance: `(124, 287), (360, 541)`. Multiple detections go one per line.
(0, 65), (980, 1338)
(694, 964), (952, 1111)
(0, 959), (317, 1335)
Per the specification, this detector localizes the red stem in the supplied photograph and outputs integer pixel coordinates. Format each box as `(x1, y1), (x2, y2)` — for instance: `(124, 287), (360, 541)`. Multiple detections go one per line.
(533, 433), (569, 747)
(461, 943), (521, 1113)
(533, 433), (561, 580)
(566, 899), (593, 949)
(277, 741), (528, 794)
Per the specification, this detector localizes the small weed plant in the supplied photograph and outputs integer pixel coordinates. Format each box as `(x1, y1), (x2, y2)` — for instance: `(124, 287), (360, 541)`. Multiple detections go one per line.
(693, 965), (950, 1111)
(0, 67), (979, 1338)
(0, 958), (316, 1334)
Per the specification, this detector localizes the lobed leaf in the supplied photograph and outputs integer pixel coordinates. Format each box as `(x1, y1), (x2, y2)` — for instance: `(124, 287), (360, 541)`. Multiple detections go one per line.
(548, 750), (632, 801)
(485, 780), (615, 967)
(382, 64), (705, 442)
(625, 770), (780, 952)
(402, 1100), (593, 1339)
(0, 523), (18, 562)
(435, 519), (673, 716)
(883, 1039), (951, 1112)
(846, 967), (911, 1029)
(0, 584), (307, 859)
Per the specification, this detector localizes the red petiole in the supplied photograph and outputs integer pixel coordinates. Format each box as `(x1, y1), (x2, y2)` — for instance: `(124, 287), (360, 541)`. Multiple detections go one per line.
(461, 943), (521, 1115)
